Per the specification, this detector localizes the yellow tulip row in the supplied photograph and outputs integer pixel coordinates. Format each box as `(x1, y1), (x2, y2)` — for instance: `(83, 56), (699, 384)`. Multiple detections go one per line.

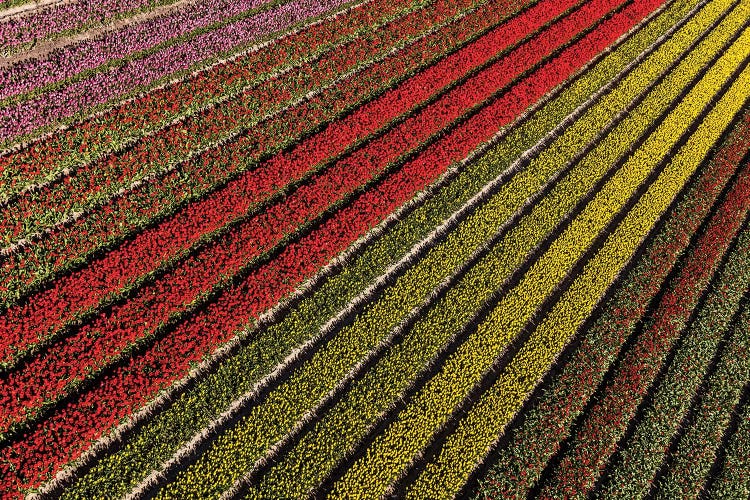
(405, 37), (750, 499)
(327, 7), (749, 499)
(146, 0), (730, 496)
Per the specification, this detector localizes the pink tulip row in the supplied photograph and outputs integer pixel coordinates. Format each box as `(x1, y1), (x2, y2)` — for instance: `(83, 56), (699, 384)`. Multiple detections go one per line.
(0, 0), (172, 51)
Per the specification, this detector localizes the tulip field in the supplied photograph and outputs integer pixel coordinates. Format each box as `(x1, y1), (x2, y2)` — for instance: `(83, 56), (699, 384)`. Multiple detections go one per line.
(1, 0), (750, 497)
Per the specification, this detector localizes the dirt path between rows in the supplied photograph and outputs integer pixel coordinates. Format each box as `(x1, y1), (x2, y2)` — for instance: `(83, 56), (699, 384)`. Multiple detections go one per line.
(0, 0), (69, 21)
(0, 0), (198, 68)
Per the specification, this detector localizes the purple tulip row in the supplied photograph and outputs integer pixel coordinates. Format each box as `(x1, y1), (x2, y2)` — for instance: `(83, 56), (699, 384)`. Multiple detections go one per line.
(0, 0), (166, 51)
(0, 0), (282, 100)
(0, 0), (348, 143)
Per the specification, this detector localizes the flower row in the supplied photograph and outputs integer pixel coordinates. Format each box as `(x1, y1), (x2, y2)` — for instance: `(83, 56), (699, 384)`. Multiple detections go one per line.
(2, 0), (607, 425)
(331, 5), (694, 495)
(706, 382), (750, 497)
(246, 16), (680, 487)
(157, 45), (615, 490)
(156, 163), (520, 497)
(0, 67), (532, 492)
(0, 0), (293, 100)
(0, 0), (535, 325)
(596, 173), (750, 497)
(0, 0), (521, 363)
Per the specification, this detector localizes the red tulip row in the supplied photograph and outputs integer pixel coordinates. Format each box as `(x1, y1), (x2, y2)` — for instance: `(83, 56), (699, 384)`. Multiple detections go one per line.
(0, 0), (615, 432)
(0, 0), (577, 364)
(0, 0), (486, 245)
(538, 133), (750, 499)
(0, 0), (660, 491)
(471, 106), (750, 497)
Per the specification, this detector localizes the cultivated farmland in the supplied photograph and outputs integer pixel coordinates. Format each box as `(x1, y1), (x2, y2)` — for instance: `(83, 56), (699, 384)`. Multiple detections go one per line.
(0, 0), (748, 497)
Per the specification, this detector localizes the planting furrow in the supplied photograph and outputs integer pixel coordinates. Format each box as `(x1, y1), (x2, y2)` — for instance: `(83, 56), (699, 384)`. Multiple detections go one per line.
(651, 296), (750, 499)
(469, 104), (750, 499)
(592, 177), (750, 497)
(402, 52), (750, 500)
(0, 0), (68, 18)
(49, 0), (691, 495)
(0, 0), (649, 490)
(703, 381), (750, 497)
(0, 0), (363, 145)
(533, 49), (750, 500)
(323, 24), (750, 499)
(0, 0), (621, 425)
(229, 3), (736, 496)
(0, 0), (549, 364)
(0, 0), (516, 256)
